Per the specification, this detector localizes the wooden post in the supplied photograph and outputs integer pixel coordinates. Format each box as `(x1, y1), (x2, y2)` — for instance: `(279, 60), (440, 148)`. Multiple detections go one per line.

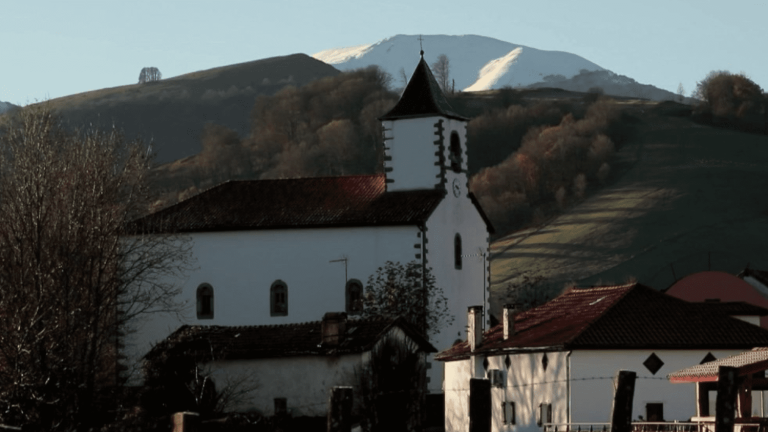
(738, 373), (753, 419)
(610, 370), (637, 432)
(327, 386), (353, 432)
(715, 366), (739, 432)
(469, 378), (491, 432)
(697, 382), (711, 417)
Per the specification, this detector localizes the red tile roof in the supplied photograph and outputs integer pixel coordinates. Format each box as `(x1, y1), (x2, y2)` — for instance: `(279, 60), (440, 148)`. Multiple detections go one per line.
(668, 347), (768, 383)
(130, 174), (445, 233)
(146, 315), (436, 361)
(436, 283), (768, 361)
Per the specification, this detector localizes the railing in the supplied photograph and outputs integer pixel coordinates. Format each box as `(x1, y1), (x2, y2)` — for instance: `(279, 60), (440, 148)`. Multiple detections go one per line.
(543, 422), (764, 432)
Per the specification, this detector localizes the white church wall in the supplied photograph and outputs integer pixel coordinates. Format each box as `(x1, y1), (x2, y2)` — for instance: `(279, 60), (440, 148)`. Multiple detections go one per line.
(124, 225), (420, 380)
(425, 117), (490, 392)
(569, 349), (749, 423)
(382, 118), (442, 191)
(444, 359), (472, 432)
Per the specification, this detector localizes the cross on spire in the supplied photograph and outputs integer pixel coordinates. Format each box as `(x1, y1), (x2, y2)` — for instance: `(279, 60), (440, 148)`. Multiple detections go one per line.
(418, 35), (424, 57)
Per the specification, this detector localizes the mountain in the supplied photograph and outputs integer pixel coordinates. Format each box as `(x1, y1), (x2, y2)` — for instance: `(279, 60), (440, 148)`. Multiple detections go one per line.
(528, 69), (689, 102)
(0, 101), (19, 115)
(314, 34), (682, 101)
(313, 34), (605, 91)
(16, 54), (340, 163)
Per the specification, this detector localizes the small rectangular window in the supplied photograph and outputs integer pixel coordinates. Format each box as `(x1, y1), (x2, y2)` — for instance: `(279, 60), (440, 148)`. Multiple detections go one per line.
(538, 403), (552, 426)
(646, 403), (663, 422)
(504, 401), (516, 425)
(275, 398), (287, 415)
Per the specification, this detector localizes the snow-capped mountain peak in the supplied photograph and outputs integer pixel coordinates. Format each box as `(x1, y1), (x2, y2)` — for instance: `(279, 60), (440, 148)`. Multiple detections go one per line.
(312, 34), (605, 92)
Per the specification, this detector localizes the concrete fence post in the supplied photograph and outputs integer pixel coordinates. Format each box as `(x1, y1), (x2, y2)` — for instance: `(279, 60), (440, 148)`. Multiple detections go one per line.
(715, 366), (739, 432)
(171, 412), (199, 432)
(610, 370), (637, 432)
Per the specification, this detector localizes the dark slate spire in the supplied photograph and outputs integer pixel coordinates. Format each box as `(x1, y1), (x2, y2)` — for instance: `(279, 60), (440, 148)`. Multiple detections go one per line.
(379, 56), (467, 121)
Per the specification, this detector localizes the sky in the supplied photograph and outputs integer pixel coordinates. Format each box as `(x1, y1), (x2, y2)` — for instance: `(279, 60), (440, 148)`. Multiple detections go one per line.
(2, 0), (767, 106)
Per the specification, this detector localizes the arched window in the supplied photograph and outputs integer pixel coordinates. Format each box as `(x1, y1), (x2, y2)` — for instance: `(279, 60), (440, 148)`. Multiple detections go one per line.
(197, 283), (214, 319)
(455, 233), (462, 269)
(449, 131), (462, 173)
(346, 279), (363, 315)
(271, 280), (288, 316)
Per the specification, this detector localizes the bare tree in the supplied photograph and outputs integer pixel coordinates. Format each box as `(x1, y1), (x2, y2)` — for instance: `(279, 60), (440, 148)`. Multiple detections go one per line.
(399, 67), (408, 89)
(0, 106), (191, 431)
(431, 54), (451, 93)
(361, 261), (453, 337)
(677, 83), (685, 103)
(138, 67), (162, 83)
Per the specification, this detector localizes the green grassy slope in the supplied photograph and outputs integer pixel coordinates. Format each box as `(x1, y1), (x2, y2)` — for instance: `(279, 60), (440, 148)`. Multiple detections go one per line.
(489, 113), (768, 318)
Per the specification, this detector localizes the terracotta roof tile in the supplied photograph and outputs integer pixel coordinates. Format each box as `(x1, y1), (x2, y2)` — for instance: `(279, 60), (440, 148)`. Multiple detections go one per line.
(668, 347), (768, 382)
(437, 284), (768, 361)
(146, 315), (436, 361)
(130, 174), (444, 233)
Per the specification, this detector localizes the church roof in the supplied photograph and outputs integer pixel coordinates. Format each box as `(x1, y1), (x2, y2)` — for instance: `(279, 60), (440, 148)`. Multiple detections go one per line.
(145, 316), (437, 361)
(379, 56), (467, 121)
(436, 283), (768, 361)
(130, 174), (445, 233)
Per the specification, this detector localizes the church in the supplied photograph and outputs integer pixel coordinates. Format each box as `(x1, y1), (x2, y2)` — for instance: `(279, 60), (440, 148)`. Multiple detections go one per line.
(127, 53), (494, 396)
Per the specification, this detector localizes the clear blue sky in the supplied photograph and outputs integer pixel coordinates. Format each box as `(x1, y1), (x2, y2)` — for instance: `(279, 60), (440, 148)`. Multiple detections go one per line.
(2, 0), (766, 106)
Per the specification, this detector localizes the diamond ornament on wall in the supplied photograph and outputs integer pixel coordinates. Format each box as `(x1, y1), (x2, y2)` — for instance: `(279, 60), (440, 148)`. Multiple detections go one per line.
(643, 353), (664, 375)
(700, 352), (717, 364)
(505, 355), (511, 369)
(542, 353), (548, 371)
(483, 357), (489, 371)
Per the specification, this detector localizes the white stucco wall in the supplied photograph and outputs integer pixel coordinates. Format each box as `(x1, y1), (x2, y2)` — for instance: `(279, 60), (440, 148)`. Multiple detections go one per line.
(570, 349), (757, 423)
(382, 118), (443, 191)
(444, 352), (569, 432)
(444, 349), (767, 432)
(124, 225), (420, 380)
(205, 354), (363, 417)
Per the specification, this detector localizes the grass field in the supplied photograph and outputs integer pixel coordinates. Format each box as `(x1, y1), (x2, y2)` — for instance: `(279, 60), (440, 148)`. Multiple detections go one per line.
(489, 113), (768, 318)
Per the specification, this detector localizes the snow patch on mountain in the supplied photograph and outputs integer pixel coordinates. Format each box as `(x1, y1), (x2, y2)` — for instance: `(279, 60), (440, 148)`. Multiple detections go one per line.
(465, 47), (522, 91)
(312, 43), (375, 64)
(312, 34), (605, 92)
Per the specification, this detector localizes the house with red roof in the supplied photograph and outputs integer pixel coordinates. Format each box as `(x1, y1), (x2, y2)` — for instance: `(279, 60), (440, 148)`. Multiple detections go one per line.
(436, 283), (768, 432)
(144, 312), (435, 417)
(125, 54), (493, 396)
(665, 270), (768, 328)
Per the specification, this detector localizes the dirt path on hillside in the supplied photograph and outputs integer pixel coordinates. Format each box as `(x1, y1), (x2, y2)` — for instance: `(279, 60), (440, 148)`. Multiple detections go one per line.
(489, 115), (768, 318)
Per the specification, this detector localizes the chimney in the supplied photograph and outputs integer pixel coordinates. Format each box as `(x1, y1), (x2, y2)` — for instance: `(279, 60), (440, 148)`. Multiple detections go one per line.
(321, 312), (347, 346)
(503, 304), (516, 340)
(468, 306), (483, 352)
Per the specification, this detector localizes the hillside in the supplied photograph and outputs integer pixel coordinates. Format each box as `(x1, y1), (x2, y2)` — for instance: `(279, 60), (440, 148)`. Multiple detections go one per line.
(489, 110), (768, 318)
(0, 101), (18, 115)
(18, 54), (340, 163)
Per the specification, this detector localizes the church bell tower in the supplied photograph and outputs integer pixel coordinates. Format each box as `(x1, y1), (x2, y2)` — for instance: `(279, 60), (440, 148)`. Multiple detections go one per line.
(379, 52), (470, 196)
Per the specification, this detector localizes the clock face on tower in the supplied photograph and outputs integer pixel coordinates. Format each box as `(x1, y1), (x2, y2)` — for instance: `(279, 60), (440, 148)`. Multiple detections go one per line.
(452, 178), (461, 197)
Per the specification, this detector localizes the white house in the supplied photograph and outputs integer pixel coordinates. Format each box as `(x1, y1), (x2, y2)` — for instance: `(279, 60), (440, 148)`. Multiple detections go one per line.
(127, 54), (493, 393)
(145, 312), (435, 417)
(436, 283), (768, 432)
